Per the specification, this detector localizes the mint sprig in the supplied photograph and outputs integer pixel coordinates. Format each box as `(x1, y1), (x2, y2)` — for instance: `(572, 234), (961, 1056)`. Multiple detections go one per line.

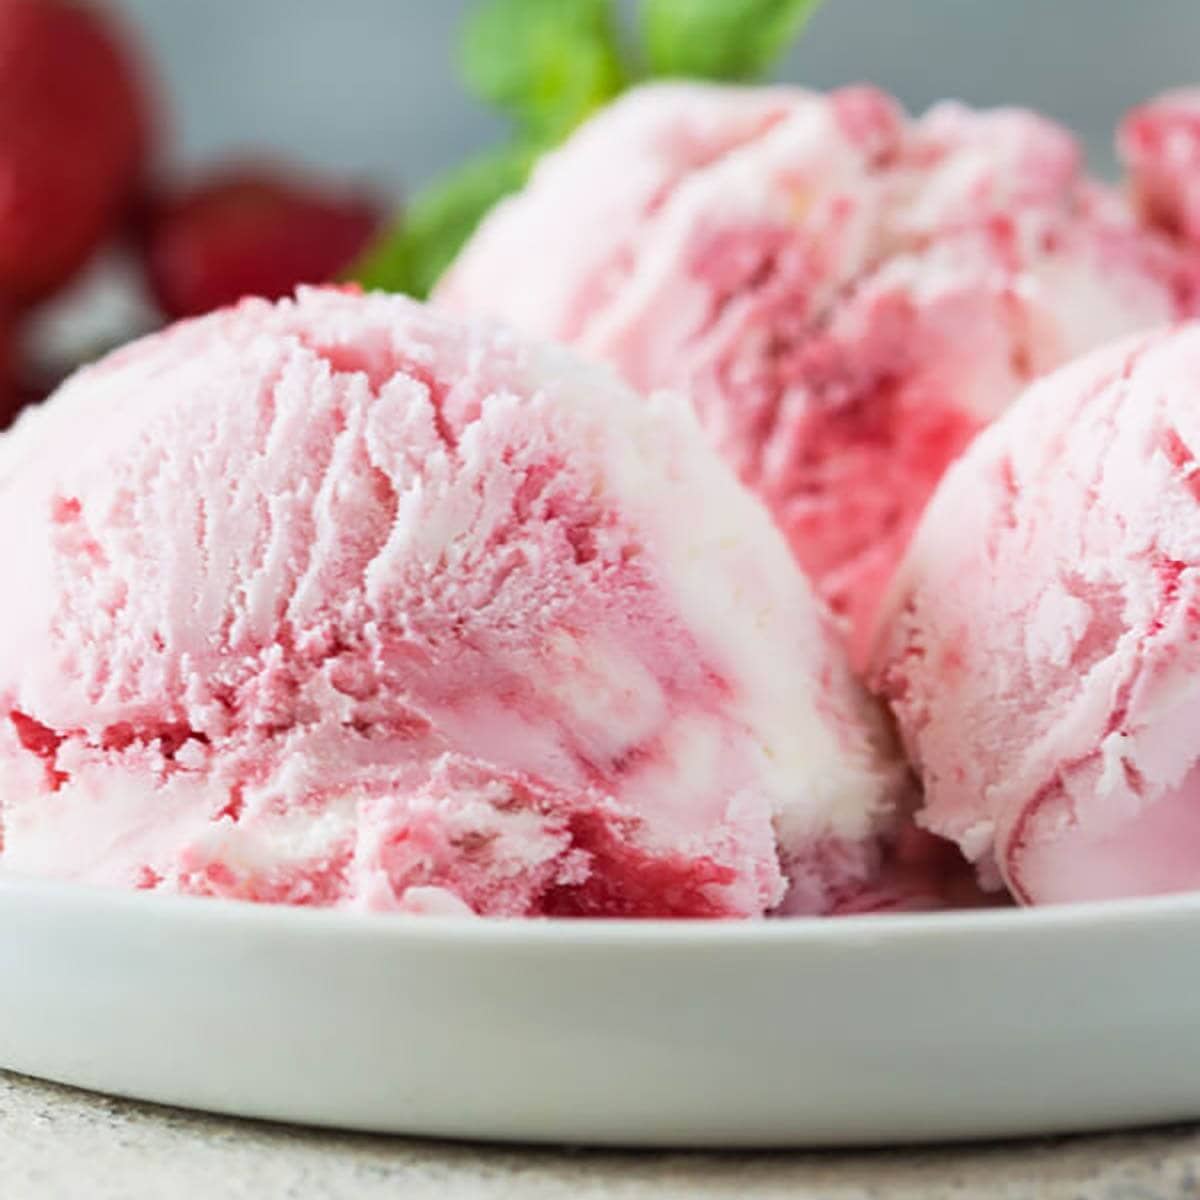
(351, 0), (825, 298)
(642, 0), (823, 81)
(461, 0), (627, 143)
(353, 143), (537, 300)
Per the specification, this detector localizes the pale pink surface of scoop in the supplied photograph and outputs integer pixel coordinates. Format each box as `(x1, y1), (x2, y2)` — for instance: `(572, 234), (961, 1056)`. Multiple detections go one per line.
(1121, 88), (1200, 245)
(438, 83), (1196, 664)
(0, 287), (907, 917)
(870, 327), (1200, 905)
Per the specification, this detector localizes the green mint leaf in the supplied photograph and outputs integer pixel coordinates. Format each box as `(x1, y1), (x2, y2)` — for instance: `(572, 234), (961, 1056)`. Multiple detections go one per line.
(350, 143), (537, 299)
(641, 0), (823, 81)
(461, 0), (627, 141)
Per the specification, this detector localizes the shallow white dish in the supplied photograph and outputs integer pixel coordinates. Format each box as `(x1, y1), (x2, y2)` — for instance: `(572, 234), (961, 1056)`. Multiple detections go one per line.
(0, 876), (1197, 1147)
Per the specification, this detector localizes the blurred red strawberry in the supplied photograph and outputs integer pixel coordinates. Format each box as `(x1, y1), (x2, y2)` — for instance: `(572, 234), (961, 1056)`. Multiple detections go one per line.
(138, 166), (386, 319)
(0, 308), (18, 425)
(0, 307), (48, 429)
(0, 0), (153, 306)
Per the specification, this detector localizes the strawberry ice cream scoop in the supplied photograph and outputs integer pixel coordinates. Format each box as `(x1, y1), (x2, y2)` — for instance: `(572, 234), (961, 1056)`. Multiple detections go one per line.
(1121, 89), (1200, 245)
(870, 326), (1200, 905)
(438, 83), (1194, 664)
(0, 287), (906, 917)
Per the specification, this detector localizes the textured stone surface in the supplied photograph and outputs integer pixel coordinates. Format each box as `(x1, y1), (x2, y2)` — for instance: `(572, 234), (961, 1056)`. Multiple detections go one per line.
(2, 1071), (1199, 1198)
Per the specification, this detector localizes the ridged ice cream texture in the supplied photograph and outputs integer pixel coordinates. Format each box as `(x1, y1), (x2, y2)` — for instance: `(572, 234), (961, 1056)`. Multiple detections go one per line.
(438, 82), (1197, 663)
(871, 326), (1200, 905)
(0, 286), (906, 916)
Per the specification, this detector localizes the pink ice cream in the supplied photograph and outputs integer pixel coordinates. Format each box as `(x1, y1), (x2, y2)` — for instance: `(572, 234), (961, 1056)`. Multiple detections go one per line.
(0, 286), (907, 917)
(1121, 88), (1200, 245)
(870, 326), (1200, 905)
(438, 83), (1196, 663)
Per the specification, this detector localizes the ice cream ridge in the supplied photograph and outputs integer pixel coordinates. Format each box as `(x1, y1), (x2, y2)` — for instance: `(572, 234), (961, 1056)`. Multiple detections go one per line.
(438, 82), (1200, 664)
(0, 286), (910, 917)
(870, 326), (1200, 905)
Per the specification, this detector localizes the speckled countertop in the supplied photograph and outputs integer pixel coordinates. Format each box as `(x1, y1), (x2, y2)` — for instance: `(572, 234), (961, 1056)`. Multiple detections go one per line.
(2, 1072), (1198, 1199)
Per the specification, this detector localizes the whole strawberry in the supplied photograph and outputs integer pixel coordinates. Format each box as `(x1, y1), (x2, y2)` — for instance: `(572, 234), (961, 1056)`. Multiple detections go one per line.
(0, 0), (152, 306)
(139, 166), (385, 319)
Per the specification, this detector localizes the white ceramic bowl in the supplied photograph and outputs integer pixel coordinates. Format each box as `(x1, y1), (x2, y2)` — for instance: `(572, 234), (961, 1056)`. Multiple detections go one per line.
(0, 876), (1196, 1147)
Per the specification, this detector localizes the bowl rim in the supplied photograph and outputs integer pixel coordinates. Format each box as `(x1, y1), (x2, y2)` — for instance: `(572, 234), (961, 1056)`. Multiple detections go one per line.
(3, 872), (1199, 947)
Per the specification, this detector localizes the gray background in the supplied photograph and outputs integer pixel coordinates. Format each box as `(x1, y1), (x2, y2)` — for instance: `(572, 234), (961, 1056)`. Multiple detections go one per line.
(110, 1), (1200, 195)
